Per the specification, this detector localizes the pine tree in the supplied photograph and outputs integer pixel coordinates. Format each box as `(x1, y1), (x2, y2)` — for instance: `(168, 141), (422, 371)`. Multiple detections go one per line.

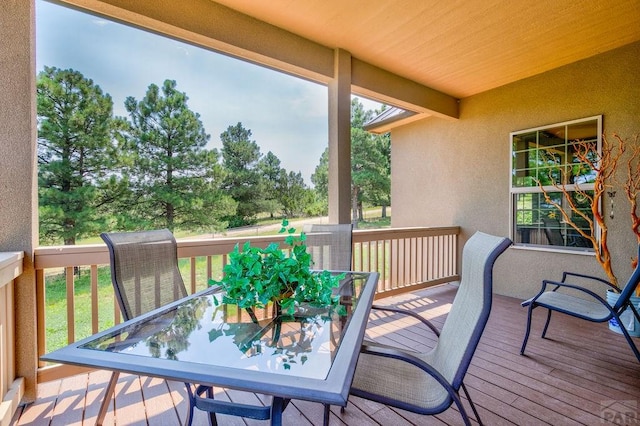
(37, 66), (118, 244)
(120, 79), (234, 231)
(220, 123), (264, 226)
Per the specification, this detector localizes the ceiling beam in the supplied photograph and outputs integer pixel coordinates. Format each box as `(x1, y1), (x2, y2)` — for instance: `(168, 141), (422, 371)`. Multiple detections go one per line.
(56, 0), (458, 118)
(352, 59), (459, 120)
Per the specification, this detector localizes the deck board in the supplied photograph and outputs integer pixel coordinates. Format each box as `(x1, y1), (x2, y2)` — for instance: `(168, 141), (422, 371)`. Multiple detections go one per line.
(15, 284), (640, 425)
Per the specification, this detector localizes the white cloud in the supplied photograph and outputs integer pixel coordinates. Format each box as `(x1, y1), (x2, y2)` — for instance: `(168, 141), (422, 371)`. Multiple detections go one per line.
(92, 19), (111, 27)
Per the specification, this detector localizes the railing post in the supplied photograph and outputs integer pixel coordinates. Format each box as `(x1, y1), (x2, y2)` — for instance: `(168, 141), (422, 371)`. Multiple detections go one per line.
(0, 253), (26, 422)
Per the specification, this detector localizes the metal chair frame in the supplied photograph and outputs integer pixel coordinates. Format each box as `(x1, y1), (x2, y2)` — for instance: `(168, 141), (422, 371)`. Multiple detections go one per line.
(520, 245), (640, 362)
(99, 229), (194, 425)
(349, 232), (511, 426)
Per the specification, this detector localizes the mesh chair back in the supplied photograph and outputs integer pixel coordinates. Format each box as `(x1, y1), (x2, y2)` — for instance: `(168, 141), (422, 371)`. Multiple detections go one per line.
(542, 218), (564, 246)
(302, 223), (353, 271)
(101, 229), (188, 321)
(430, 232), (511, 390)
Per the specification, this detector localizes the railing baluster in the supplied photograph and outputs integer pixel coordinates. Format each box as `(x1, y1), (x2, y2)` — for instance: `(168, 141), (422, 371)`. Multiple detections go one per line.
(114, 294), (120, 326)
(36, 269), (45, 365)
(65, 267), (74, 345)
(91, 265), (98, 334)
(380, 239), (386, 291)
(435, 235), (440, 278)
(409, 237), (415, 285)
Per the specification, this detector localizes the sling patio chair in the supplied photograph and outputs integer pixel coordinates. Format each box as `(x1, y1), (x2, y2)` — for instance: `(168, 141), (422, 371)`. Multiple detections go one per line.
(349, 232), (512, 426)
(302, 222), (354, 423)
(302, 222), (353, 271)
(100, 229), (192, 425)
(520, 244), (640, 362)
(542, 217), (565, 246)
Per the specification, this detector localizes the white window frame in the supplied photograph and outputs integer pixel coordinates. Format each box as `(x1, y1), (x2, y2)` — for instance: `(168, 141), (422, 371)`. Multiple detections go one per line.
(509, 115), (602, 253)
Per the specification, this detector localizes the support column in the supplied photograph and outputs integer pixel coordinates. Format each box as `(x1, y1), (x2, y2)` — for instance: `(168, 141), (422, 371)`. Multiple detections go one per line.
(0, 0), (38, 402)
(328, 49), (352, 224)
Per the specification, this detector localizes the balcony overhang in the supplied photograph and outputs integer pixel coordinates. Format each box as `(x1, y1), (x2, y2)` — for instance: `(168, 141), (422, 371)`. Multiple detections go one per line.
(363, 107), (423, 135)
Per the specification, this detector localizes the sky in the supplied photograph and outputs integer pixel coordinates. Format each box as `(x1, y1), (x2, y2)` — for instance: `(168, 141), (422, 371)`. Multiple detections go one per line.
(35, 0), (382, 184)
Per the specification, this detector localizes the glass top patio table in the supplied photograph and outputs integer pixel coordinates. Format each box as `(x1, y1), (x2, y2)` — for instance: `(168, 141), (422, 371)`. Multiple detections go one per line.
(41, 271), (379, 417)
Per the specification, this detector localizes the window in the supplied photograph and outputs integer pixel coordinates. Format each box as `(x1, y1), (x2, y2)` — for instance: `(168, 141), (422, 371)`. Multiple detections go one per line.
(510, 116), (602, 251)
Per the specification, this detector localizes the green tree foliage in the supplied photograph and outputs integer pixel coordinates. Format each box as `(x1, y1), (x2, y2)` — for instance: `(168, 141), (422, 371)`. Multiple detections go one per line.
(351, 99), (391, 221)
(145, 296), (211, 359)
(311, 148), (329, 207)
(37, 64), (387, 242)
(311, 99), (391, 221)
(258, 151), (313, 218)
(119, 79), (234, 231)
(279, 170), (313, 218)
(362, 131), (391, 217)
(220, 123), (265, 227)
(258, 151), (284, 218)
(37, 66), (119, 245)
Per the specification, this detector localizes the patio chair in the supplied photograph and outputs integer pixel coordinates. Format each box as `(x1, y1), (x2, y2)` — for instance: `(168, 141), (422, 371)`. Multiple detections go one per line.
(301, 223), (353, 423)
(520, 244), (640, 362)
(302, 223), (354, 324)
(349, 232), (511, 426)
(542, 217), (565, 246)
(302, 223), (353, 271)
(99, 229), (191, 425)
(542, 217), (590, 248)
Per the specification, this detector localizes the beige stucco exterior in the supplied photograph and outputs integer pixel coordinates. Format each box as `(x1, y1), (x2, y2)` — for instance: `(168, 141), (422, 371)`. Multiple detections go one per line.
(390, 41), (640, 298)
(0, 0), (38, 402)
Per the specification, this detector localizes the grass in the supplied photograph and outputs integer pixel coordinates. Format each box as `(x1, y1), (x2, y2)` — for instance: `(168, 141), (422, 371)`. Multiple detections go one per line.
(357, 216), (390, 229)
(44, 257), (225, 352)
(44, 267), (115, 351)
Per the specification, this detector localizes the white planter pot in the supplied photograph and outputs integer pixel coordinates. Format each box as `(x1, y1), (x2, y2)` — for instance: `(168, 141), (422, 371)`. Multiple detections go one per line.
(607, 290), (640, 337)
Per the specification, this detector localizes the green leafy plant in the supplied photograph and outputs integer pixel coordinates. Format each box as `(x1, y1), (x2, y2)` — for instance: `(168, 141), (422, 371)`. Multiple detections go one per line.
(209, 219), (344, 315)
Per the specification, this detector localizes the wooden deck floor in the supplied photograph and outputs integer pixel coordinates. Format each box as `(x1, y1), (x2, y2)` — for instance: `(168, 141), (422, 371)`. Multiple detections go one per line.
(14, 284), (640, 425)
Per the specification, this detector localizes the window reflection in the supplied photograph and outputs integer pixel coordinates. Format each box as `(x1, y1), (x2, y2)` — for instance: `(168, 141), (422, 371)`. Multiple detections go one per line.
(510, 116), (600, 250)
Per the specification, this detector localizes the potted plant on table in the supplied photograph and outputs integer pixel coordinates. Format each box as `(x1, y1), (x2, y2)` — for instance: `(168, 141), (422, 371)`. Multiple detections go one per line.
(209, 219), (344, 319)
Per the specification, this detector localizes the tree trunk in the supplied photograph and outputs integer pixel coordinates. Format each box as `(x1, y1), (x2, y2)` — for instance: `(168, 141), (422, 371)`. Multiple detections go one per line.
(381, 205), (387, 218)
(351, 187), (359, 225)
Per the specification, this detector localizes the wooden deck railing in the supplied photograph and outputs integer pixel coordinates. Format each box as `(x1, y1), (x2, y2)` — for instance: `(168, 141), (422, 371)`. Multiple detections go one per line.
(0, 252), (25, 424)
(34, 226), (459, 381)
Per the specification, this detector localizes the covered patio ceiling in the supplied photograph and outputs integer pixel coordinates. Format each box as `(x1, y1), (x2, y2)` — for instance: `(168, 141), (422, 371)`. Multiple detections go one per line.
(59, 0), (640, 122)
(212, 0), (640, 99)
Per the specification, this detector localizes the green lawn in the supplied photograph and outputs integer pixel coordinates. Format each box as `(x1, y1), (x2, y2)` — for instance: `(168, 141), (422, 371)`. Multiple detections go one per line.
(44, 266), (115, 351)
(44, 256), (224, 352)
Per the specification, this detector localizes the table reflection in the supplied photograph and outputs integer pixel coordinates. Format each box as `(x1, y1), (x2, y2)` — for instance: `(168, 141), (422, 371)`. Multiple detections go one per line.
(81, 274), (363, 380)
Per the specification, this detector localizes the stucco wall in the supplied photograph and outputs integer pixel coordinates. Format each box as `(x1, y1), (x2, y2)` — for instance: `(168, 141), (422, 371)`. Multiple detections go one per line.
(0, 0), (38, 402)
(391, 41), (640, 299)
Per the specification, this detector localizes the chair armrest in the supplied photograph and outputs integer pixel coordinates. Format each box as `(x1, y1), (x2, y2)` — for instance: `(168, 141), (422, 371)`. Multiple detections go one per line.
(536, 279), (611, 306)
(371, 304), (440, 337)
(522, 273), (617, 308)
(561, 272), (618, 292)
(360, 343), (453, 392)
(521, 297), (534, 307)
